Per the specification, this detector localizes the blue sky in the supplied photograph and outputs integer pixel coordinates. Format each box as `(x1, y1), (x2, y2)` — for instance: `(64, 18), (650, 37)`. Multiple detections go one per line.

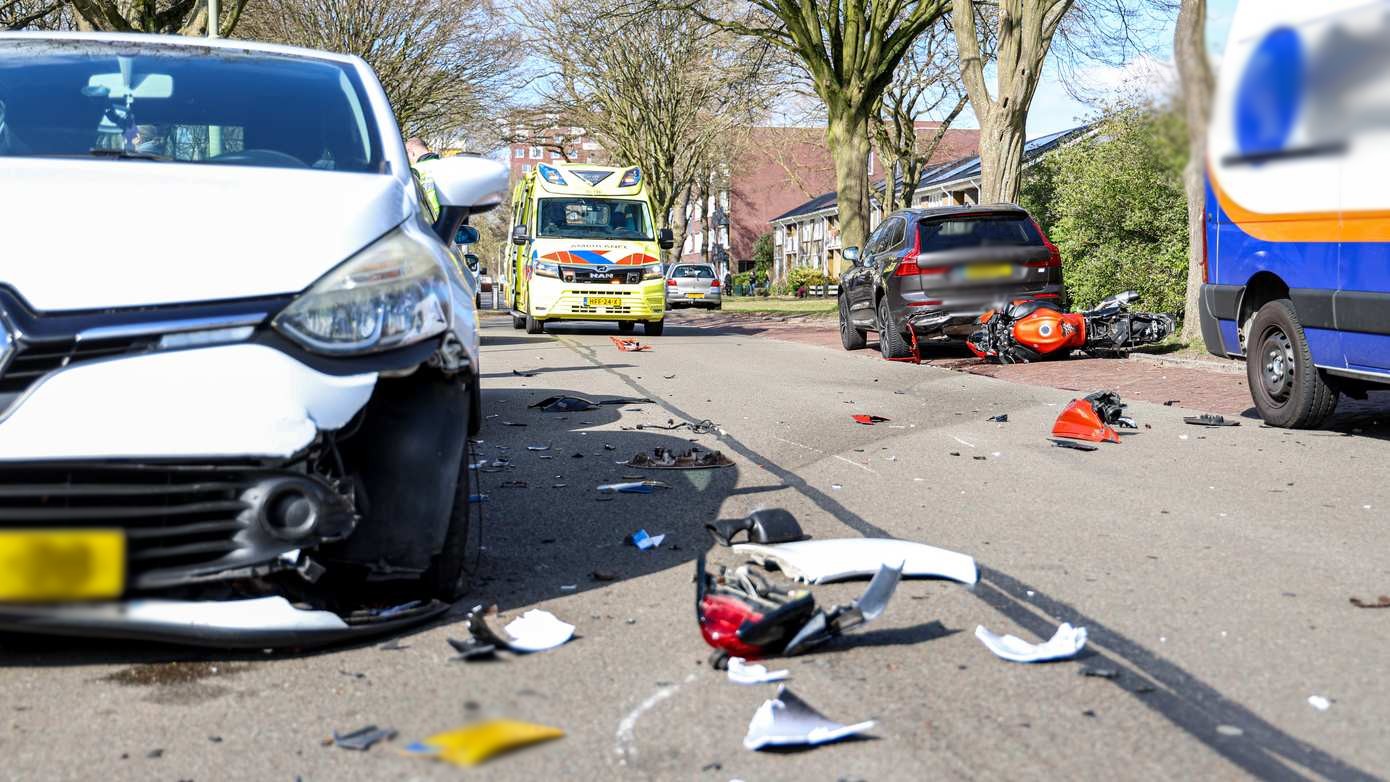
(1023, 0), (1239, 135)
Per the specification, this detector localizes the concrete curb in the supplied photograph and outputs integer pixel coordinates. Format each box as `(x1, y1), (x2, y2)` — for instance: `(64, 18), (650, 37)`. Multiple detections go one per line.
(1128, 351), (1246, 376)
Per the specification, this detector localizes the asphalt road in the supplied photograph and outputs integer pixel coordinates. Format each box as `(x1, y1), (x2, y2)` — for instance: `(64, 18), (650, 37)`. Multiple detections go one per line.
(2, 310), (1388, 781)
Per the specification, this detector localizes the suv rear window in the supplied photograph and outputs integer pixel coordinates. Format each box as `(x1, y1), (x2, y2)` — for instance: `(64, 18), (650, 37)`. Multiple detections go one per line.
(917, 216), (1042, 252)
(671, 265), (715, 278)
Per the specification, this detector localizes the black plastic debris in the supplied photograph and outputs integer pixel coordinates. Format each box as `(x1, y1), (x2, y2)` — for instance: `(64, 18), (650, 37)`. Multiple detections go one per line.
(706, 508), (808, 547)
(1350, 595), (1390, 609)
(1184, 414), (1240, 427)
(1051, 439), (1099, 452)
(333, 725), (397, 751)
(987, 414), (1009, 423)
(637, 418), (720, 435)
(447, 637), (499, 661)
(531, 396), (598, 412)
(627, 447), (733, 470)
(499, 421), (528, 427)
(512, 369), (539, 378)
(591, 570), (619, 582)
(1080, 666), (1119, 679)
(1163, 400), (1180, 406)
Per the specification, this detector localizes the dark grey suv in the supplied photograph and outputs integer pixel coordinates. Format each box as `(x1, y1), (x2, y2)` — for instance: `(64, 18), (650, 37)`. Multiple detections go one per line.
(838, 205), (1066, 358)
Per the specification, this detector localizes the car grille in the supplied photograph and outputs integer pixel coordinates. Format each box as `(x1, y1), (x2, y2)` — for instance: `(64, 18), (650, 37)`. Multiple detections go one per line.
(0, 336), (152, 395)
(0, 464), (297, 591)
(562, 266), (642, 285)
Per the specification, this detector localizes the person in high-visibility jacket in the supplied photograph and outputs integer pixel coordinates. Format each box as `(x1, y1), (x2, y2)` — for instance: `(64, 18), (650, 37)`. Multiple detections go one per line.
(406, 137), (441, 223)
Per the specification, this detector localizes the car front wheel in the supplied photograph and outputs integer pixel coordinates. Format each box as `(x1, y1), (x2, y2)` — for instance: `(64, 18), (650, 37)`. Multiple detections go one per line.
(1246, 298), (1338, 428)
(422, 438), (480, 600)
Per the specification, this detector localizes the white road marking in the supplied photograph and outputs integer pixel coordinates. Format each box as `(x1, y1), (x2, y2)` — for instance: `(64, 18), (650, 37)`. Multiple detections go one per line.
(951, 435), (976, 448)
(614, 673), (697, 765)
(772, 436), (823, 453)
(833, 454), (877, 474)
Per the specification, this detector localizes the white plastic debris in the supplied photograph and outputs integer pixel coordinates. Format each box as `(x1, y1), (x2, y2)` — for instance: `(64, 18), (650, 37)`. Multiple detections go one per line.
(502, 609), (574, 652)
(734, 538), (977, 585)
(727, 657), (790, 685)
(1308, 695), (1331, 711)
(975, 622), (1087, 663)
(743, 686), (873, 751)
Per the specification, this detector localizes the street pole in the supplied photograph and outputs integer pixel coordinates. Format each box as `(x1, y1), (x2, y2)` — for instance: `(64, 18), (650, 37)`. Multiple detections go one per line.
(207, 0), (223, 158)
(207, 0), (219, 38)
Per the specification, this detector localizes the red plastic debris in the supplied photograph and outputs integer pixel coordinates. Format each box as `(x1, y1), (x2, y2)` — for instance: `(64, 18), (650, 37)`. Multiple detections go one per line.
(610, 336), (651, 352)
(1051, 399), (1120, 444)
(852, 415), (890, 425)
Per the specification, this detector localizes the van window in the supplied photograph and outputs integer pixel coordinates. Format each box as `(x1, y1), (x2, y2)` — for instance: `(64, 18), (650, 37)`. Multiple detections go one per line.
(918, 216), (1041, 252)
(537, 198), (653, 241)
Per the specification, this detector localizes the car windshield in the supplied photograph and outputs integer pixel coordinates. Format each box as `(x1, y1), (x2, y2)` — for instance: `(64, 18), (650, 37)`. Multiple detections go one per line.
(0, 42), (383, 172)
(671, 265), (714, 279)
(918, 216), (1042, 251)
(537, 198), (653, 241)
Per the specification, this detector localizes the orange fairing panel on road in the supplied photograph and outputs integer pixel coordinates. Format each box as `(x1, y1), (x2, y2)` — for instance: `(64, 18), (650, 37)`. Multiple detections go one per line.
(1052, 399), (1121, 444)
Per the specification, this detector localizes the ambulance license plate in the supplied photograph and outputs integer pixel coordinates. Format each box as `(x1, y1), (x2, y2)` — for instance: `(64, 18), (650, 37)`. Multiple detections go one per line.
(583, 297), (623, 308)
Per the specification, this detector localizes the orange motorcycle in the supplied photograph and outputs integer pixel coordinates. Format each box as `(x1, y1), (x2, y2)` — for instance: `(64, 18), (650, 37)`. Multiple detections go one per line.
(967, 291), (1176, 364)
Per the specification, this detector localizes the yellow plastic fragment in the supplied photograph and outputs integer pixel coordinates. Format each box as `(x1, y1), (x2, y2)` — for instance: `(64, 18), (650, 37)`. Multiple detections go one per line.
(404, 719), (564, 767)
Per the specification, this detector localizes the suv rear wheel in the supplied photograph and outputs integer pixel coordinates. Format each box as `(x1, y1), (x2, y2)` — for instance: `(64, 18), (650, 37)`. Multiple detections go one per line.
(839, 295), (866, 350)
(877, 297), (911, 359)
(1247, 299), (1338, 428)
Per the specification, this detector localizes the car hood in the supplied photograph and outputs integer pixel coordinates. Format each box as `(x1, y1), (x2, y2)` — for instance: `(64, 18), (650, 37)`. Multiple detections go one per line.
(0, 159), (407, 311)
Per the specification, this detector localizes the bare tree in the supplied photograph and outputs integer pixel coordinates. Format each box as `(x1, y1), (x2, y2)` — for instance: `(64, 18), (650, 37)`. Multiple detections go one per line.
(2, 0), (65, 29)
(873, 20), (970, 213)
(1174, 0), (1212, 341)
(240, 0), (519, 143)
(69, 0), (250, 35)
(678, 1), (951, 250)
(951, 0), (1153, 203)
(526, 0), (773, 254)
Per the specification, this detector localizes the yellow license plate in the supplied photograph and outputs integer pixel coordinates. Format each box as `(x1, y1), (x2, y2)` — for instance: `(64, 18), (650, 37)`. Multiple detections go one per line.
(964, 264), (1014, 280)
(0, 530), (125, 601)
(583, 297), (623, 308)
(686, 292), (704, 298)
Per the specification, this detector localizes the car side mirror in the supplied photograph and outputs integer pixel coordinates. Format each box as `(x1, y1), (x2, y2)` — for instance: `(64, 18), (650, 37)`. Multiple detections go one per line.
(658, 227), (675, 249)
(454, 225), (480, 245)
(414, 156), (508, 213)
(843, 246), (860, 265)
(464, 253), (480, 272)
(511, 224), (530, 246)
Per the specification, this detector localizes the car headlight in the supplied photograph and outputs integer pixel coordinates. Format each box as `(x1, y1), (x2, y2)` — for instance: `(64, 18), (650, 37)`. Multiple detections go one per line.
(273, 226), (450, 355)
(642, 263), (663, 281)
(533, 260), (560, 279)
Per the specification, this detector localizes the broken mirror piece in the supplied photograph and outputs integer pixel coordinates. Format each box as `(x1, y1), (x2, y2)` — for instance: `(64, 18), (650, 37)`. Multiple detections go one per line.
(727, 657), (790, 685)
(332, 724), (397, 751)
(975, 622), (1087, 663)
(1184, 414), (1240, 427)
(403, 720), (565, 767)
(743, 686), (874, 751)
(599, 481), (672, 494)
(851, 414), (890, 425)
(626, 447), (733, 470)
(625, 529), (667, 550)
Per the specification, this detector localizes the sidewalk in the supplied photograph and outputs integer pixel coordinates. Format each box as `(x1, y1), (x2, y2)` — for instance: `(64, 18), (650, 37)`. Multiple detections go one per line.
(671, 309), (1390, 422)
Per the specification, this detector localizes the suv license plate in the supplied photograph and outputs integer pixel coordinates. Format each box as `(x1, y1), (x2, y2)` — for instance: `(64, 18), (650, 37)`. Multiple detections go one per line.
(583, 297), (623, 308)
(0, 530), (125, 601)
(963, 264), (1014, 280)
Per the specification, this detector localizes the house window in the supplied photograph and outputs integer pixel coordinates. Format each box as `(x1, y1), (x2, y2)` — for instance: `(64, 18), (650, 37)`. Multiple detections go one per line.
(550, 151), (561, 160)
(529, 146), (542, 158)
(773, 230), (783, 246)
(514, 147), (525, 158)
(522, 164), (531, 173)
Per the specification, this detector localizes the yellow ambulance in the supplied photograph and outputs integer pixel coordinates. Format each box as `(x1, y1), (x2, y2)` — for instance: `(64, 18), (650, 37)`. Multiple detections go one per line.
(506, 163), (673, 335)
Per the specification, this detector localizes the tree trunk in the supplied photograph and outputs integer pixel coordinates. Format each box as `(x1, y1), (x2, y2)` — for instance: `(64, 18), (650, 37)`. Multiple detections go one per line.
(826, 111), (872, 255)
(976, 107), (1027, 204)
(1176, 0), (1214, 343)
(670, 185), (692, 266)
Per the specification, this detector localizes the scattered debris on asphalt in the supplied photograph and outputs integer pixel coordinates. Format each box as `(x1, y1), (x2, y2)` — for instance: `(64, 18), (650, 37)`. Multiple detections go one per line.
(987, 414), (1009, 423)
(452, 605), (574, 657)
(1308, 695), (1332, 711)
(599, 481), (672, 495)
(707, 508), (810, 547)
(530, 395), (598, 412)
(591, 570), (618, 582)
(1350, 595), (1390, 609)
(403, 720), (565, 767)
(1079, 666), (1119, 679)
(732, 529), (977, 585)
(626, 447), (733, 470)
(499, 421), (527, 427)
(1163, 400), (1180, 406)
(526, 444), (551, 451)
(743, 686), (874, 751)
(1050, 439), (1099, 452)
(498, 480), (528, 489)
(727, 657), (790, 685)
(512, 369), (539, 377)
(852, 414), (890, 425)
(624, 529), (667, 550)
(331, 725), (397, 751)
(636, 418), (722, 435)
(975, 622), (1087, 663)
(1184, 414), (1240, 427)
(610, 336), (651, 352)
(1052, 391), (1134, 444)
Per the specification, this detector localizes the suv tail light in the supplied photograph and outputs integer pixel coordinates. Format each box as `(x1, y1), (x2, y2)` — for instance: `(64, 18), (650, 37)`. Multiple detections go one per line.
(1025, 219), (1062, 269)
(897, 258), (950, 278)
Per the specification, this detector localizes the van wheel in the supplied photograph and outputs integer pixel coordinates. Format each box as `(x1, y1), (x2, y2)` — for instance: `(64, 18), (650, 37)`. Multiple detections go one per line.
(511, 313), (525, 330)
(877, 297), (910, 359)
(1247, 299), (1338, 428)
(839, 295), (866, 350)
(617, 321), (635, 334)
(644, 319), (665, 336)
(525, 314), (544, 334)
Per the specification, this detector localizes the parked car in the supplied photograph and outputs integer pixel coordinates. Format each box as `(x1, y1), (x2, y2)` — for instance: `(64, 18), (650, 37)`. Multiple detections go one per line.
(0, 32), (508, 647)
(838, 205), (1065, 358)
(666, 263), (723, 309)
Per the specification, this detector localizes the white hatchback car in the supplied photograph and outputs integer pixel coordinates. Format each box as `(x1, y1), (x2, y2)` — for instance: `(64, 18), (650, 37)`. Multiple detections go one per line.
(0, 33), (507, 646)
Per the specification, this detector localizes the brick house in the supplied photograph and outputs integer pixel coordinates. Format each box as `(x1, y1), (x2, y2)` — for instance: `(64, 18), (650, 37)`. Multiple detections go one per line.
(506, 126), (606, 183)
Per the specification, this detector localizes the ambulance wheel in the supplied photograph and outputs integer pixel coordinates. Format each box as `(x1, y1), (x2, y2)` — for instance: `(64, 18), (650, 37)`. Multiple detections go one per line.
(644, 319), (665, 336)
(511, 313), (525, 329)
(525, 314), (544, 334)
(1247, 299), (1338, 429)
(617, 321), (636, 334)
